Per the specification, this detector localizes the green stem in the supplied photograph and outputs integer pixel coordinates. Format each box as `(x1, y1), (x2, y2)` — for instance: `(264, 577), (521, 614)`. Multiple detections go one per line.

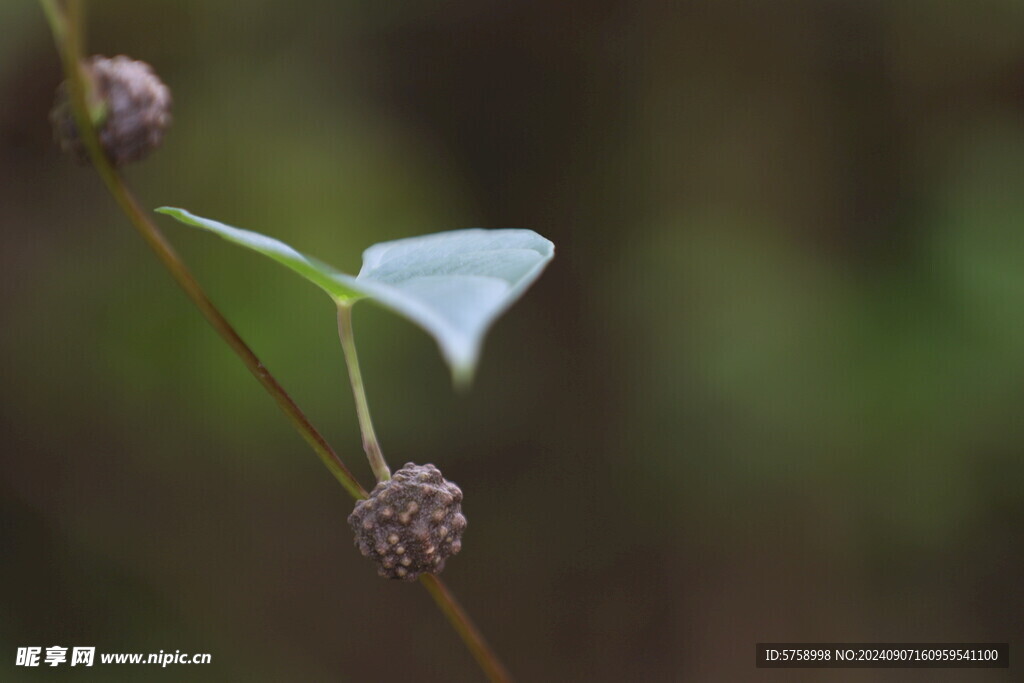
(421, 574), (512, 683)
(336, 303), (390, 482)
(39, 0), (367, 501)
(39, 0), (66, 43)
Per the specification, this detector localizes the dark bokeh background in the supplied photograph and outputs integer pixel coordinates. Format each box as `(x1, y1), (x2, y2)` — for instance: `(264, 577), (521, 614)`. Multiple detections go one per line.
(2, 1), (1023, 681)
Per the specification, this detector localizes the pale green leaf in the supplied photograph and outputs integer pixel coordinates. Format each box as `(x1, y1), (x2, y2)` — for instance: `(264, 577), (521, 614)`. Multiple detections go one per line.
(156, 207), (554, 384)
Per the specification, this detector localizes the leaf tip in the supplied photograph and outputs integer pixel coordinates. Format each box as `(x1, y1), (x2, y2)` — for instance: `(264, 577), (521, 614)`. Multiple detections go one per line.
(451, 364), (476, 393)
(442, 341), (481, 393)
(154, 206), (189, 221)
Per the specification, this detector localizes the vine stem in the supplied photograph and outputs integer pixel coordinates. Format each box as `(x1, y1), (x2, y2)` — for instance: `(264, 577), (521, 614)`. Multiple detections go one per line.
(41, 3), (512, 680)
(41, 0), (366, 500)
(336, 303), (390, 482)
(421, 574), (513, 683)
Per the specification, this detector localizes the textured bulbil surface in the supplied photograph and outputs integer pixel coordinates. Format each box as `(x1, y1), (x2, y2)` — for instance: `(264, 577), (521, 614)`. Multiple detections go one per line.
(52, 55), (172, 166)
(348, 463), (466, 580)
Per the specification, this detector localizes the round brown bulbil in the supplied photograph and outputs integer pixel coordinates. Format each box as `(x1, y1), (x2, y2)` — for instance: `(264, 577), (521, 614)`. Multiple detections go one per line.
(51, 55), (172, 166)
(348, 463), (466, 581)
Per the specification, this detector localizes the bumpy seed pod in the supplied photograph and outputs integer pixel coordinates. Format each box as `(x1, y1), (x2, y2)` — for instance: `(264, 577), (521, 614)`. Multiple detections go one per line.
(51, 55), (172, 166)
(348, 463), (466, 581)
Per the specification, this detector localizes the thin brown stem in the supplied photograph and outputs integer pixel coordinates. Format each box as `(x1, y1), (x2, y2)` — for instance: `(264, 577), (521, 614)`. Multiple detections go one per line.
(43, 0), (366, 501)
(421, 574), (512, 683)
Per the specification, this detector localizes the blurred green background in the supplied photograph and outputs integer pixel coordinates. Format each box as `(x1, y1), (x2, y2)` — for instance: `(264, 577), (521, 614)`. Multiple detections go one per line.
(2, 1), (1023, 681)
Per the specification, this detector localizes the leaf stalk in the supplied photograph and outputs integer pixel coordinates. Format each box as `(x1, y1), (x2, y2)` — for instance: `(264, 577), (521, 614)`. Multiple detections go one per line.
(336, 303), (391, 482)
